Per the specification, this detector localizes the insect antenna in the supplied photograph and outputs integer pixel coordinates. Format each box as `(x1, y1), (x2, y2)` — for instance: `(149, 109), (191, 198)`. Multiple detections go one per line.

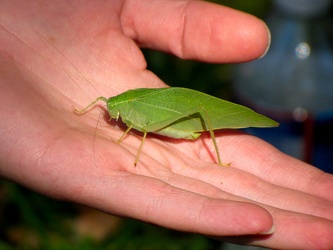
(90, 106), (106, 167)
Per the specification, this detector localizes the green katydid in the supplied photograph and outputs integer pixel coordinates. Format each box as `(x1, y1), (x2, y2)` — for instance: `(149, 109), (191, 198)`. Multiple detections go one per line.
(74, 87), (278, 166)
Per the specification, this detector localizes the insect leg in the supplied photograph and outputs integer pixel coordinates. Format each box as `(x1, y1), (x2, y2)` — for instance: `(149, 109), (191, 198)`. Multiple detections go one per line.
(142, 107), (228, 166)
(199, 107), (229, 166)
(73, 96), (108, 114)
(134, 131), (147, 166)
(117, 124), (132, 143)
(116, 124), (146, 166)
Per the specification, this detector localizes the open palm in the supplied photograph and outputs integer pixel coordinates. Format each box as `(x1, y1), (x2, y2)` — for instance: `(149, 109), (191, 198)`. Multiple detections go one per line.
(1, 0), (332, 249)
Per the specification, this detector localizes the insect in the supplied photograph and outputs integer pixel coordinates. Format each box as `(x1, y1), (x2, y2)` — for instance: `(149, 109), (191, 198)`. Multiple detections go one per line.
(74, 87), (278, 166)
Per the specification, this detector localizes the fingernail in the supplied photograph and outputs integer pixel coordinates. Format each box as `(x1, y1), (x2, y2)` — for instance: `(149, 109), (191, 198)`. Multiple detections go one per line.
(259, 225), (275, 235)
(259, 23), (271, 59)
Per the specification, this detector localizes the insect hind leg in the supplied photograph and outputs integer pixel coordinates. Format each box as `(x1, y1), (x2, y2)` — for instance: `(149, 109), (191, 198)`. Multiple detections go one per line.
(199, 107), (229, 166)
(134, 131), (147, 166)
(141, 106), (229, 166)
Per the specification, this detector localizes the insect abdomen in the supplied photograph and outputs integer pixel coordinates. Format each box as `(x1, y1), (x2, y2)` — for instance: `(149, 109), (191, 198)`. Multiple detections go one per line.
(154, 126), (201, 140)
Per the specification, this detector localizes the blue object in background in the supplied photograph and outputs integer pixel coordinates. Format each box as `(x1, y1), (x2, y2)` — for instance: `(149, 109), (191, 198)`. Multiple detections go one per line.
(233, 0), (333, 173)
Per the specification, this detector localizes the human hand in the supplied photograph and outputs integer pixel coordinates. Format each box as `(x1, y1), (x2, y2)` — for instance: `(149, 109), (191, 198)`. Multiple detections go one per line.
(0, 0), (332, 249)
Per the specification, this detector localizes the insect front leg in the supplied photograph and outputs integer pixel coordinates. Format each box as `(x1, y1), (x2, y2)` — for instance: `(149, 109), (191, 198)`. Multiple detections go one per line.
(73, 96), (108, 114)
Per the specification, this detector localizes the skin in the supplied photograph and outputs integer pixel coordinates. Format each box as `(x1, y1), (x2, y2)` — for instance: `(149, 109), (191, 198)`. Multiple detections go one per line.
(0, 0), (332, 248)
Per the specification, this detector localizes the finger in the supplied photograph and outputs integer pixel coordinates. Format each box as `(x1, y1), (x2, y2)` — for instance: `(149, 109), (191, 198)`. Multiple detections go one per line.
(33, 132), (273, 237)
(218, 132), (333, 201)
(183, 164), (333, 220)
(121, 0), (270, 62)
(75, 174), (274, 237)
(157, 163), (333, 248)
(165, 134), (333, 221)
(219, 210), (333, 249)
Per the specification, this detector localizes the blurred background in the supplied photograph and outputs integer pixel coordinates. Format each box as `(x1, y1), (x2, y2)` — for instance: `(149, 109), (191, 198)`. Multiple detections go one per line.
(1, 0), (332, 249)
